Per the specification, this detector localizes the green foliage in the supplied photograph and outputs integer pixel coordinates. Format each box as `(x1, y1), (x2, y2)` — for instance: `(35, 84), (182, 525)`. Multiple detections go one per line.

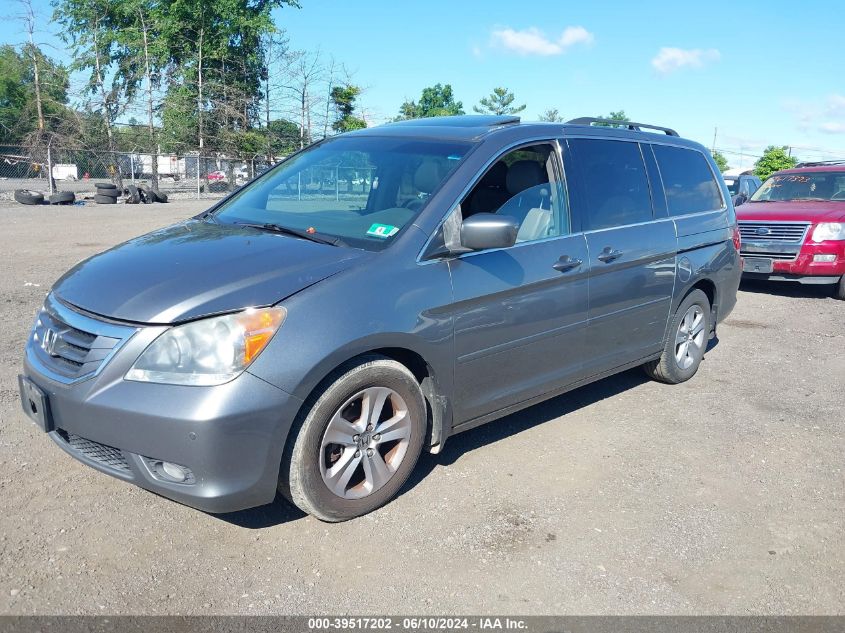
(538, 108), (564, 122)
(330, 85), (366, 133)
(473, 87), (526, 116)
(754, 146), (798, 181)
(711, 150), (730, 173)
(0, 44), (70, 142)
(594, 110), (628, 127)
(267, 119), (301, 156)
(397, 83), (464, 119)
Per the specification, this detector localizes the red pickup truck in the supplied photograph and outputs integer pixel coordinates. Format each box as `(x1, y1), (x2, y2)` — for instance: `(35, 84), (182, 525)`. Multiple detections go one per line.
(736, 162), (845, 299)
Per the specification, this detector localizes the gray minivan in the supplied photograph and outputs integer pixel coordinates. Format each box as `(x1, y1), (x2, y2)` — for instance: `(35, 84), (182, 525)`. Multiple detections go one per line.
(19, 116), (741, 521)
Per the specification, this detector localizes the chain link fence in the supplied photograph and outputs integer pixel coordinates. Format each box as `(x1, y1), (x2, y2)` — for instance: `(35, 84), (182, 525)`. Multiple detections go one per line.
(0, 145), (280, 204)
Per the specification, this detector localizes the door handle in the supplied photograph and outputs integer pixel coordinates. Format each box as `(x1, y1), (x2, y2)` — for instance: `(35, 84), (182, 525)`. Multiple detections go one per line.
(553, 256), (583, 272)
(597, 247), (623, 263)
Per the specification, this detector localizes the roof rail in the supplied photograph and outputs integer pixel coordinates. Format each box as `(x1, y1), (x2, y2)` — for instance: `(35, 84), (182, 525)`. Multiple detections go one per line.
(794, 159), (845, 168)
(567, 117), (679, 137)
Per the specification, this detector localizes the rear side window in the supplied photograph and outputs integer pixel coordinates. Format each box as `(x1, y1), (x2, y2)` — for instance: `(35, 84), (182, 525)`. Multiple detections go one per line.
(652, 145), (723, 215)
(569, 139), (652, 230)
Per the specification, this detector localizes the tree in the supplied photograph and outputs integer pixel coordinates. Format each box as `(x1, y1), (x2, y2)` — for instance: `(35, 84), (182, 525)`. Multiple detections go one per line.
(266, 118), (300, 156)
(474, 87), (525, 116)
(711, 150), (729, 173)
(754, 146), (797, 181)
(594, 110), (629, 127)
(330, 84), (366, 133)
(0, 44), (69, 143)
(397, 83), (463, 119)
(538, 108), (564, 122)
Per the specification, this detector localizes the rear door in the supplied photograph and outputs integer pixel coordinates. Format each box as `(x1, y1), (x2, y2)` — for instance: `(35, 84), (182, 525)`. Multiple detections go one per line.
(566, 137), (676, 373)
(448, 142), (590, 424)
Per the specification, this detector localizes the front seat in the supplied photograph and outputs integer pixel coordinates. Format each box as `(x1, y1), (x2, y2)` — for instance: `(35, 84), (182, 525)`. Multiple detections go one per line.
(404, 161), (442, 211)
(500, 161), (553, 242)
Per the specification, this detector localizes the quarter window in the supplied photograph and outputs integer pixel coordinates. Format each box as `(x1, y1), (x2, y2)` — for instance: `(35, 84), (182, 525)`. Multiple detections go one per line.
(569, 139), (653, 230)
(652, 145), (723, 215)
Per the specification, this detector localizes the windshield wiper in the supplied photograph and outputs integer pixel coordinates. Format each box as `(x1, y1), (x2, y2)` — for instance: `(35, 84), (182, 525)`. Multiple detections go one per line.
(235, 222), (345, 246)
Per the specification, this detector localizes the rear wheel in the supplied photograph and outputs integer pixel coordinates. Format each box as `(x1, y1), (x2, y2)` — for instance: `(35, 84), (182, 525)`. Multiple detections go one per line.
(281, 356), (426, 522)
(644, 289), (711, 384)
(834, 276), (845, 301)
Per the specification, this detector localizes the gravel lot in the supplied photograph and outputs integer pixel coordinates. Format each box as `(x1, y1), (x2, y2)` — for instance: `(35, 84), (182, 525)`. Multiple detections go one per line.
(0, 200), (842, 615)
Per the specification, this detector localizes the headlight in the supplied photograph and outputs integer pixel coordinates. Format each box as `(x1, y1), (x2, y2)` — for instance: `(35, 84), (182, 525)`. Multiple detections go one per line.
(125, 307), (286, 386)
(811, 222), (845, 242)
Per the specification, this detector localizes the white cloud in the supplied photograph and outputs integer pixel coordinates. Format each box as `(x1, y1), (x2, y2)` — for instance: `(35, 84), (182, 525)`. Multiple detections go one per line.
(826, 94), (845, 114)
(490, 26), (594, 56)
(819, 122), (845, 134)
(651, 47), (720, 74)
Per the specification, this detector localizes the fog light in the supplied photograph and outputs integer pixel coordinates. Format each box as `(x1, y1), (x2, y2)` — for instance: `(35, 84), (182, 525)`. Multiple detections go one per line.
(161, 461), (188, 482)
(146, 458), (194, 484)
(813, 254), (837, 263)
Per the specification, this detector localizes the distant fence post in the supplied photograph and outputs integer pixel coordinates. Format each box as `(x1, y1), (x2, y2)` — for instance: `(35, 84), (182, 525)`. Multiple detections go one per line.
(196, 154), (201, 200)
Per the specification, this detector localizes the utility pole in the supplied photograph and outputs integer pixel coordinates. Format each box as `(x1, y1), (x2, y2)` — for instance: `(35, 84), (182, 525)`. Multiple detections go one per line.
(712, 127), (717, 153)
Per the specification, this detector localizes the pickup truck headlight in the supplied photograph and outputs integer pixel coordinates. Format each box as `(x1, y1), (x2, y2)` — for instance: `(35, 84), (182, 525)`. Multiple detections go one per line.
(125, 307), (286, 386)
(811, 222), (845, 242)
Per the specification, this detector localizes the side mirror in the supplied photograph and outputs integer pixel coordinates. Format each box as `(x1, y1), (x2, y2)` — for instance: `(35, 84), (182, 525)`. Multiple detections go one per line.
(732, 193), (747, 206)
(460, 213), (519, 251)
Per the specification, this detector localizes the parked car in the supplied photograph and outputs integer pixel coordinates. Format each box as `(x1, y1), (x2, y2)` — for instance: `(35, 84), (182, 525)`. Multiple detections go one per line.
(722, 170), (761, 205)
(19, 115), (741, 521)
(206, 170), (226, 182)
(736, 161), (845, 299)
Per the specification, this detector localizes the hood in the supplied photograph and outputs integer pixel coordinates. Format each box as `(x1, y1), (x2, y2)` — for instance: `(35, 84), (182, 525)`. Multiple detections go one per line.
(737, 200), (845, 223)
(53, 220), (369, 324)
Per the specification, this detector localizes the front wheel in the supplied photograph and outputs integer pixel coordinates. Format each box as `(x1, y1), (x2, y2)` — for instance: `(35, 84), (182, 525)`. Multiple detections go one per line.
(281, 356), (426, 522)
(834, 276), (845, 301)
(644, 289), (711, 384)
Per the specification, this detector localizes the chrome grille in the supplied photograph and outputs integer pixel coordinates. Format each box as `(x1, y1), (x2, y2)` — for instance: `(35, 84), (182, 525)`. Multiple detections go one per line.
(57, 430), (130, 472)
(27, 294), (136, 384)
(738, 221), (809, 243)
(739, 250), (798, 261)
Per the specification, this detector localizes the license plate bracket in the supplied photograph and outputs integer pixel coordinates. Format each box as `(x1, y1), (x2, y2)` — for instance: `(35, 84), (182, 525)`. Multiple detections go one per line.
(18, 375), (53, 433)
(744, 257), (774, 274)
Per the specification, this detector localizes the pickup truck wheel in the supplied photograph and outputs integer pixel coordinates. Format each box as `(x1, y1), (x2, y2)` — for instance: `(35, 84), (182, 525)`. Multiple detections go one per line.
(834, 276), (845, 301)
(281, 356), (426, 522)
(644, 289), (710, 384)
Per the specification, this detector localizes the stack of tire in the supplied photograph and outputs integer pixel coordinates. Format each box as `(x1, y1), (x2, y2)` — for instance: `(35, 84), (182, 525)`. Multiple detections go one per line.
(94, 183), (168, 204)
(94, 183), (120, 204)
(14, 189), (76, 206)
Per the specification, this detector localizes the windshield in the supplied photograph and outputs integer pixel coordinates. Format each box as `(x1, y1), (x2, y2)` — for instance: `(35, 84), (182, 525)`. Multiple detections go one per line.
(212, 136), (471, 250)
(724, 178), (739, 195)
(750, 171), (845, 202)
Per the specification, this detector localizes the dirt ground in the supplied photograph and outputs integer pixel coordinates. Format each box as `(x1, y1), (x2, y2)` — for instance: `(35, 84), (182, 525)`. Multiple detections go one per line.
(0, 200), (842, 615)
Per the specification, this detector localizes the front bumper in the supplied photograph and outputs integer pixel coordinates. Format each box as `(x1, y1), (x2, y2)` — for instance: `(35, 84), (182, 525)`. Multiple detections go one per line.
(21, 335), (303, 514)
(741, 239), (845, 282)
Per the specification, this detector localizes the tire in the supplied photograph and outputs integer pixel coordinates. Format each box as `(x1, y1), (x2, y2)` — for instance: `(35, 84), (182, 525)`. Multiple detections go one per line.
(95, 182), (117, 191)
(834, 276), (845, 301)
(95, 188), (119, 198)
(148, 190), (168, 203)
(643, 289), (711, 384)
(49, 191), (75, 205)
(137, 187), (153, 204)
(281, 356), (426, 522)
(14, 189), (44, 205)
(126, 185), (141, 204)
(93, 193), (116, 204)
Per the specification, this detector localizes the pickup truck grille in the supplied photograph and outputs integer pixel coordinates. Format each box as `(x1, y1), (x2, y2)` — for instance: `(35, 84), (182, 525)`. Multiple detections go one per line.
(738, 221), (810, 243)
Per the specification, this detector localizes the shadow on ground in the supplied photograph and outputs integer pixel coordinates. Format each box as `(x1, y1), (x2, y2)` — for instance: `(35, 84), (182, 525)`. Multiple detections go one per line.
(739, 279), (836, 300)
(216, 366), (653, 529)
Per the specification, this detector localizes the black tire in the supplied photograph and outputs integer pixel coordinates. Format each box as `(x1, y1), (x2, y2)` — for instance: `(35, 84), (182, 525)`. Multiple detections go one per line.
(643, 289), (711, 384)
(94, 187), (119, 198)
(14, 189), (44, 205)
(137, 187), (153, 204)
(834, 276), (845, 301)
(148, 190), (168, 203)
(93, 193), (116, 204)
(49, 191), (75, 205)
(95, 182), (117, 191)
(126, 185), (141, 204)
(281, 356), (426, 522)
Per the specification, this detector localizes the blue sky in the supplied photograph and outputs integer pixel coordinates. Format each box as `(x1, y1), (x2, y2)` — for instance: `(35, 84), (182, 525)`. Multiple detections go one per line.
(4, 0), (845, 169)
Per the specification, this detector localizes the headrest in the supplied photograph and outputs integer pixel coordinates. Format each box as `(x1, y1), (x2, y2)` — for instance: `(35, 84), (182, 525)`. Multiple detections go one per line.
(506, 161), (544, 195)
(414, 161), (441, 194)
